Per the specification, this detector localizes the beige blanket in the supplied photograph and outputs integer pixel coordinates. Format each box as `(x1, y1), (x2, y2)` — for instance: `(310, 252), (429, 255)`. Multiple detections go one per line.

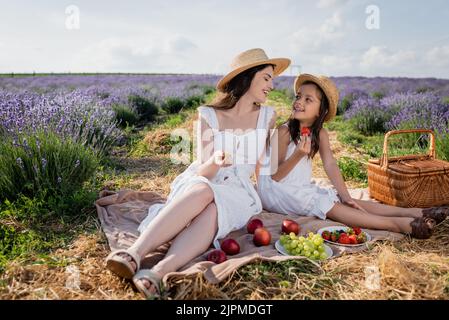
(95, 179), (404, 285)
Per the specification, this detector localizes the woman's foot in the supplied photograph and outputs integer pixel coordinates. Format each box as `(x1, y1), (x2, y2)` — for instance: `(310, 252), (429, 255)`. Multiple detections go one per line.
(106, 249), (140, 279)
(133, 269), (164, 298)
(422, 207), (449, 224)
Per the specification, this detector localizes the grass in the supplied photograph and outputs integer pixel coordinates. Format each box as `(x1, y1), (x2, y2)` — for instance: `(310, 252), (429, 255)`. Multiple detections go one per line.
(1, 89), (448, 300)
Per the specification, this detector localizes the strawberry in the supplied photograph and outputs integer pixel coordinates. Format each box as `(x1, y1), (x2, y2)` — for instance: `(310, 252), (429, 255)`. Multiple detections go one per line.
(353, 227), (362, 235)
(322, 231), (331, 241)
(338, 234), (351, 244)
(301, 127), (311, 136)
(330, 232), (339, 243)
(348, 235), (358, 244)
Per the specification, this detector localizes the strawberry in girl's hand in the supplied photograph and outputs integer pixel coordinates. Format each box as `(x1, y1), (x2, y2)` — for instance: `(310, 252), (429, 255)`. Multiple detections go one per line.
(301, 127), (311, 136)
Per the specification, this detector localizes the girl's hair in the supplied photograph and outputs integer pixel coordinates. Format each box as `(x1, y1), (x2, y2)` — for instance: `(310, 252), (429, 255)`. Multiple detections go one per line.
(287, 81), (329, 159)
(209, 64), (274, 109)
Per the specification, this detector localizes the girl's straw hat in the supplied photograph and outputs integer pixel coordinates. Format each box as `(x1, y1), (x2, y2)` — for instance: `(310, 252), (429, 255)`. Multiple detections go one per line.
(216, 48), (291, 92)
(294, 74), (339, 122)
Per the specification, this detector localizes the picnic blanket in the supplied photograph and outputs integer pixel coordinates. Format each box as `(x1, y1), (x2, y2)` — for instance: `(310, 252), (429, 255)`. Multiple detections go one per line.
(95, 178), (404, 286)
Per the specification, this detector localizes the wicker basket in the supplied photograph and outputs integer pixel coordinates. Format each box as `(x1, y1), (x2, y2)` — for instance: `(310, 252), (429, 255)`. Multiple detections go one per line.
(368, 129), (449, 208)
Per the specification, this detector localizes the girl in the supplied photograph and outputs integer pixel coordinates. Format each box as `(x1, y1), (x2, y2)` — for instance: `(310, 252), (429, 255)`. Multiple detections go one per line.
(257, 74), (448, 240)
(105, 48), (290, 298)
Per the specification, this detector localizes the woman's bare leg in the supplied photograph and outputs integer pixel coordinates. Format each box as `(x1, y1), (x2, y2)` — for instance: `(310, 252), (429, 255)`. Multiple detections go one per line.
(137, 202), (218, 294)
(352, 199), (422, 218)
(327, 203), (414, 233)
(118, 183), (214, 269)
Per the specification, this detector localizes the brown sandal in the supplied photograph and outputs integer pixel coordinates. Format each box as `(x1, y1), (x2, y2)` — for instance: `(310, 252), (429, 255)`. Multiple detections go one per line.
(410, 217), (436, 239)
(422, 207), (449, 224)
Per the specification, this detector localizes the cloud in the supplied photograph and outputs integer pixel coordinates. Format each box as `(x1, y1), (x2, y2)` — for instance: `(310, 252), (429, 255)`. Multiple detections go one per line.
(425, 45), (449, 67)
(73, 35), (198, 72)
(289, 12), (345, 54)
(317, 0), (350, 9)
(360, 46), (416, 69)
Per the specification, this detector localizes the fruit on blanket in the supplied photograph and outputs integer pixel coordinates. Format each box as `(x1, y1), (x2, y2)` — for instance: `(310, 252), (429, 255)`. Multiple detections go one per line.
(207, 249), (227, 264)
(301, 127), (311, 136)
(321, 230), (331, 241)
(338, 234), (351, 244)
(220, 238), (240, 255)
(348, 235), (358, 244)
(324, 227), (368, 245)
(279, 232), (328, 261)
(247, 218), (263, 234)
(281, 219), (300, 235)
(253, 228), (271, 246)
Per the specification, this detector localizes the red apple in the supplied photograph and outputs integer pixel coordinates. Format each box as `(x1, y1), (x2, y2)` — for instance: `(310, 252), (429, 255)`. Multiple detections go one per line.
(207, 249), (227, 264)
(220, 238), (240, 255)
(253, 227), (272, 246)
(247, 218), (264, 234)
(282, 219), (300, 235)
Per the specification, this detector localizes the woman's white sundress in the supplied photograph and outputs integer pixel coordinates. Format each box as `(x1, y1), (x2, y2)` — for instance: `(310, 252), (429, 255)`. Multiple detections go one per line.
(257, 137), (340, 219)
(138, 105), (275, 248)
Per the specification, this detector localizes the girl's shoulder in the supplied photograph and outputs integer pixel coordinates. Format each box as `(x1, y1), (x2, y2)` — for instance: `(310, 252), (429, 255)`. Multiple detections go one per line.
(319, 127), (329, 140)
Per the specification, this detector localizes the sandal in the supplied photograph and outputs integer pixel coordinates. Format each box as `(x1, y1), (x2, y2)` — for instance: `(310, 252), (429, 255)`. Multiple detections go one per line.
(106, 249), (141, 279)
(410, 217), (436, 239)
(132, 269), (162, 299)
(422, 207), (449, 224)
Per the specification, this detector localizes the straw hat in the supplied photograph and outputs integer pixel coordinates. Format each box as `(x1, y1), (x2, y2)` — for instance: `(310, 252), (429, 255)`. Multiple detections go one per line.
(294, 74), (339, 122)
(216, 48), (291, 92)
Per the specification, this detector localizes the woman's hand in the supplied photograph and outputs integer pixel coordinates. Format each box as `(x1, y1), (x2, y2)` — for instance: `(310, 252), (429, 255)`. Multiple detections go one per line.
(341, 196), (368, 213)
(212, 150), (233, 167)
(294, 134), (311, 157)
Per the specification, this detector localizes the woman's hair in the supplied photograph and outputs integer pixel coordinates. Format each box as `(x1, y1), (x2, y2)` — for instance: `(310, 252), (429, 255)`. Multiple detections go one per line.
(287, 81), (329, 159)
(209, 64), (274, 109)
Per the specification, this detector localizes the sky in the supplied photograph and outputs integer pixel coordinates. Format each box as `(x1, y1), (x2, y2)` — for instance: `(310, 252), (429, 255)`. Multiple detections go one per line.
(0, 0), (448, 78)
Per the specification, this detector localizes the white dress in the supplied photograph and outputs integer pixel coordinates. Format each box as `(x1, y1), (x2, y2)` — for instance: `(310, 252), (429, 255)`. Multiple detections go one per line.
(257, 138), (340, 219)
(138, 105), (275, 248)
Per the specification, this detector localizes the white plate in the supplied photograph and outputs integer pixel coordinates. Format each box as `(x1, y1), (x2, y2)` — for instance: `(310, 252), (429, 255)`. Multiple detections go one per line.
(275, 240), (333, 260)
(316, 226), (372, 247)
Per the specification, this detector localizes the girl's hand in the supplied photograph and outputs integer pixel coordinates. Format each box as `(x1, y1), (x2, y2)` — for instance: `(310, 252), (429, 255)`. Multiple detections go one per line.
(295, 134), (311, 157)
(341, 196), (368, 213)
(212, 150), (233, 167)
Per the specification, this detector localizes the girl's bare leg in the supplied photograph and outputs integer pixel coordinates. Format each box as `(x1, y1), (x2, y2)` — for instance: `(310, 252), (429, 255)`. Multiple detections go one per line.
(352, 199), (422, 218)
(327, 203), (414, 233)
(137, 202), (218, 293)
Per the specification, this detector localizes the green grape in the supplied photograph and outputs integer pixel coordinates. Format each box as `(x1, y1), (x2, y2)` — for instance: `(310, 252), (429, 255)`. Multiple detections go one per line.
(308, 232), (314, 239)
(298, 236), (306, 242)
(318, 244), (325, 252)
(320, 252), (328, 260)
(313, 250), (320, 258)
(289, 232), (296, 240)
(284, 243), (291, 250)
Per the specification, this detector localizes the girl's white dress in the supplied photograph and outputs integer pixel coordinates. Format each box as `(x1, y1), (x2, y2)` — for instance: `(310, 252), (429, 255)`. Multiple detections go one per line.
(138, 105), (275, 248)
(257, 138), (340, 219)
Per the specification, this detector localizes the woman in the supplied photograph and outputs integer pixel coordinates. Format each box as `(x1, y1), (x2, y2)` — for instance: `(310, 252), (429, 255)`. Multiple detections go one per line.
(257, 73), (447, 239)
(105, 48), (290, 297)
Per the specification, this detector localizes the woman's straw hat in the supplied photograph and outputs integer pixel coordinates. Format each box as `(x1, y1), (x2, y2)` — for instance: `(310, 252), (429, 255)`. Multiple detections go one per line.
(294, 74), (339, 122)
(216, 48), (291, 92)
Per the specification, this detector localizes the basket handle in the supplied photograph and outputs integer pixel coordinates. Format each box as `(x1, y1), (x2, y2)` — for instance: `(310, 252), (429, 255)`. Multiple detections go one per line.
(380, 129), (436, 169)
